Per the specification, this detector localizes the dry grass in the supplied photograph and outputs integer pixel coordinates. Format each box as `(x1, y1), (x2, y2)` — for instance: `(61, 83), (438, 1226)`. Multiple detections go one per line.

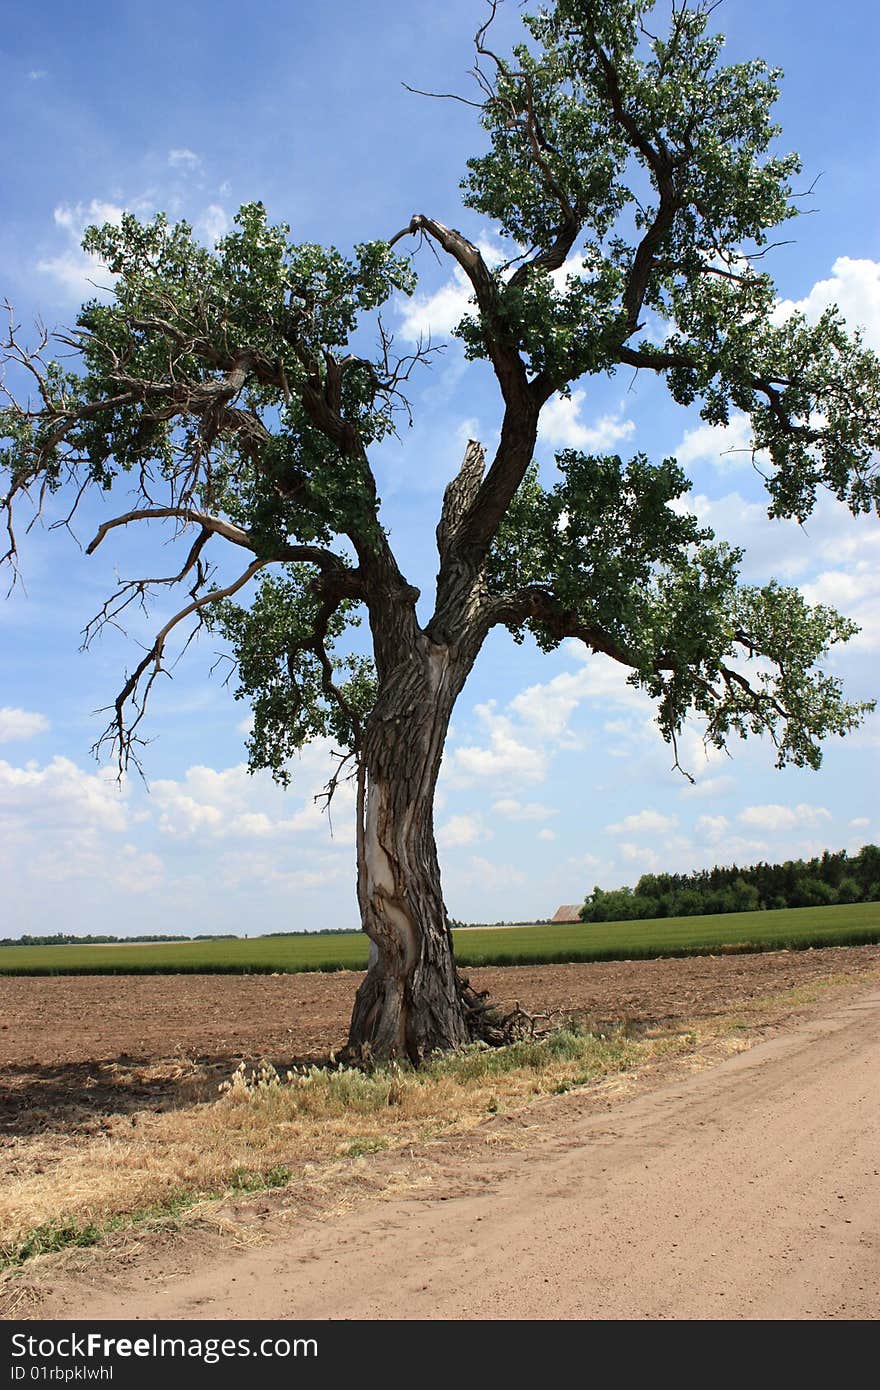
(0, 1027), (650, 1265)
(1, 966), (873, 1275)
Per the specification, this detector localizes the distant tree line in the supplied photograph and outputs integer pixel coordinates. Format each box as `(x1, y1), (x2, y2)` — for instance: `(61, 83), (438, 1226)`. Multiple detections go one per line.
(580, 845), (880, 923)
(0, 933), (239, 947)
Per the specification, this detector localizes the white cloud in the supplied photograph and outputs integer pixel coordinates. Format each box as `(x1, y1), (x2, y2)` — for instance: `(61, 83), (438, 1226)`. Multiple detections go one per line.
(490, 798), (555, 822)
(398, 266), (474, 342)
(539, 391), (635, 452)
(437, 814), (487, 848)
(510, 658), (648, 742)
(606, 809), (678, 836)
(0, 756), (129, 834)
(801, 561), (880, 652)
(684, 488), (880, 594)
(509, 671), (591, 741)
(773, 257), (880, 353)
(618, 842), (663, 870)
(680, 774), (736, 800)
(738, 803), (832, 833)
(197, 203), (229, 244)
(697, 814), (730, 841)
(52, 201), (124, 235)
(0, 754), (162, 904)
(168, 148), (202, 170)
(443, 722), (547, 786)
(36, 186), (234, 302)
(27, 69), (47, 81)
(850, 817), (870, 829)
(36, 250), (114, 299)
(461, 855), (526, 891)
(675, 412), (763, 472)
(37, 200), (124, 299)
(0, 744), (362, 935)
(151, 750), (355, 842)
(395, 236), (506, 343)
(116, 844), (164, 894)
(537, 828), (556, 842)
(0, 708), (49, 742)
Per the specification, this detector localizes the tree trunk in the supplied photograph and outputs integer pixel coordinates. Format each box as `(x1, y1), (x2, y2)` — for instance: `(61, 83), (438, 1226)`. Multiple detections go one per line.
(346, 635), (478, 1062)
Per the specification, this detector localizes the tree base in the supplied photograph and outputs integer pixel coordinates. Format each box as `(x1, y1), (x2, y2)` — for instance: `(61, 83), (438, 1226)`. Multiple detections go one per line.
(343, 968), (511, 1064)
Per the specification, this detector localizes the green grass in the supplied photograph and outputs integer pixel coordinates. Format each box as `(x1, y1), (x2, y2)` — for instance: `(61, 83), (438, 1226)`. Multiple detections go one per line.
(0, 1165), (294, 1270)
(1, 901), (878, 975)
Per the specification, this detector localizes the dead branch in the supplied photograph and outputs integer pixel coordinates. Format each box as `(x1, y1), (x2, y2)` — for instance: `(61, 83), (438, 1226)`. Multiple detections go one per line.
(95, 558), (268, 778)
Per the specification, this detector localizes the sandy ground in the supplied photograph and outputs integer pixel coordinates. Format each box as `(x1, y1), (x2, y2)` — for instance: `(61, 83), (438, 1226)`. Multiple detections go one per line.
(2, 950), (877, 1321)
(28, 980), (879, 1322)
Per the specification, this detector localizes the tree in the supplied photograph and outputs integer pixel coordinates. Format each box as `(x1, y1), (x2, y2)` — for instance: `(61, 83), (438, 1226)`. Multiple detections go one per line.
(2, 0), (878, 1060)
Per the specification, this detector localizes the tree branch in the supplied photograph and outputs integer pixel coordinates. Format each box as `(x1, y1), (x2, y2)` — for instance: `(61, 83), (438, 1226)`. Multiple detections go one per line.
(95, 558), (268, 777)
(86, 508), (254, 555)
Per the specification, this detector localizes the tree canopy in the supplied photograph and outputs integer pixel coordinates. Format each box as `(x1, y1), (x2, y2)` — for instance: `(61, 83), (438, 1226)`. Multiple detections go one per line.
(2, 0), (878, 1057)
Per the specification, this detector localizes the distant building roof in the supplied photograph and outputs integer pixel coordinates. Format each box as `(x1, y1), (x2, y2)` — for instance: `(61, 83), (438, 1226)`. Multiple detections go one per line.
(551, 904), (582, 923)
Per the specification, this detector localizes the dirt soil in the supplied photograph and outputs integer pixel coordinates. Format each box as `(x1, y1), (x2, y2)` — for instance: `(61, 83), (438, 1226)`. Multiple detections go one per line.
(2, 947), (879, 1321)
(2, 946), (880, 1139)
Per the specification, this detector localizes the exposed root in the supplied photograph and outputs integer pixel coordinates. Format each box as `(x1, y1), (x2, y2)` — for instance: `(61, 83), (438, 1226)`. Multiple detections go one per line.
(458, 973), (561, 1046)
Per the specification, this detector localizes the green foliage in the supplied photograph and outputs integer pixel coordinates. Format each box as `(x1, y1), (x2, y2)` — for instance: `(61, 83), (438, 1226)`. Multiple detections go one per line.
(459, 0), (880, 511)
(207, 564), (376, 782)
(1, 1), (877, 796)
(582, 843), (880, 920)
(488, 457), (871, 769)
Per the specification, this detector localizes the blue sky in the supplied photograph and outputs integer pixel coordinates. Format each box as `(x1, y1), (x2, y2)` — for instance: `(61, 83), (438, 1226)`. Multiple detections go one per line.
(1, 0), (879, 937)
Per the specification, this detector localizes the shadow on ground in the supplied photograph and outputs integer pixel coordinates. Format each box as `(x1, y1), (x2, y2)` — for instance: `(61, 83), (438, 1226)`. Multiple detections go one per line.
(0, 1049), (335, 1138)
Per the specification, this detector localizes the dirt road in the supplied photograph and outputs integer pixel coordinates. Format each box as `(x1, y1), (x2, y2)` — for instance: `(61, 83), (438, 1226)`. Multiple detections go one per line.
(44, 982), (879, 1320)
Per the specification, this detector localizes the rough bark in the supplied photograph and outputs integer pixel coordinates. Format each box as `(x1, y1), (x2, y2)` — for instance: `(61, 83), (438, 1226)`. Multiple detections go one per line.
(346, 634), (482, 1061)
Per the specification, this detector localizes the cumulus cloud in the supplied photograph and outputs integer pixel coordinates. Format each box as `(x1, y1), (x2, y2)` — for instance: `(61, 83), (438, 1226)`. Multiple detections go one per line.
(801, 561), (880, 652)
(773, 256), (880, 352)
(397, 266), (474, 343)
(510, 658), (649, 742)
(0, 743), (363, 936)
(617, 842), (663, 870)
(684, 488), (880, 605)
(675, 412), (764, 473)
(168, 148), (202, 170)
(606, 809), (678, 836)
(437, 814), (487, 849)
(36, 184), (234, 303)
(37, 199), (124, 299)
(0, 754), (164, 908)
(197, 203), (229, 244)
(0, 756), (129, 835)
(151, 747), (355, 842)
(396, 237), (505, 343)
(539, 391), (635, 452)
(490, 798), (555, 822)
(696, 814), (730, 841)
(0, 708), (49, 743)
(738, 803), (831, 833)
(444, 651), (657, 797)
(509, 673), (592, 741)
(443, 720), (547, 787)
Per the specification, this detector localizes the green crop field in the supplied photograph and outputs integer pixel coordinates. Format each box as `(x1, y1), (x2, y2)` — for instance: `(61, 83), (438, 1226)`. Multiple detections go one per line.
(1, 901), (879, 976)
